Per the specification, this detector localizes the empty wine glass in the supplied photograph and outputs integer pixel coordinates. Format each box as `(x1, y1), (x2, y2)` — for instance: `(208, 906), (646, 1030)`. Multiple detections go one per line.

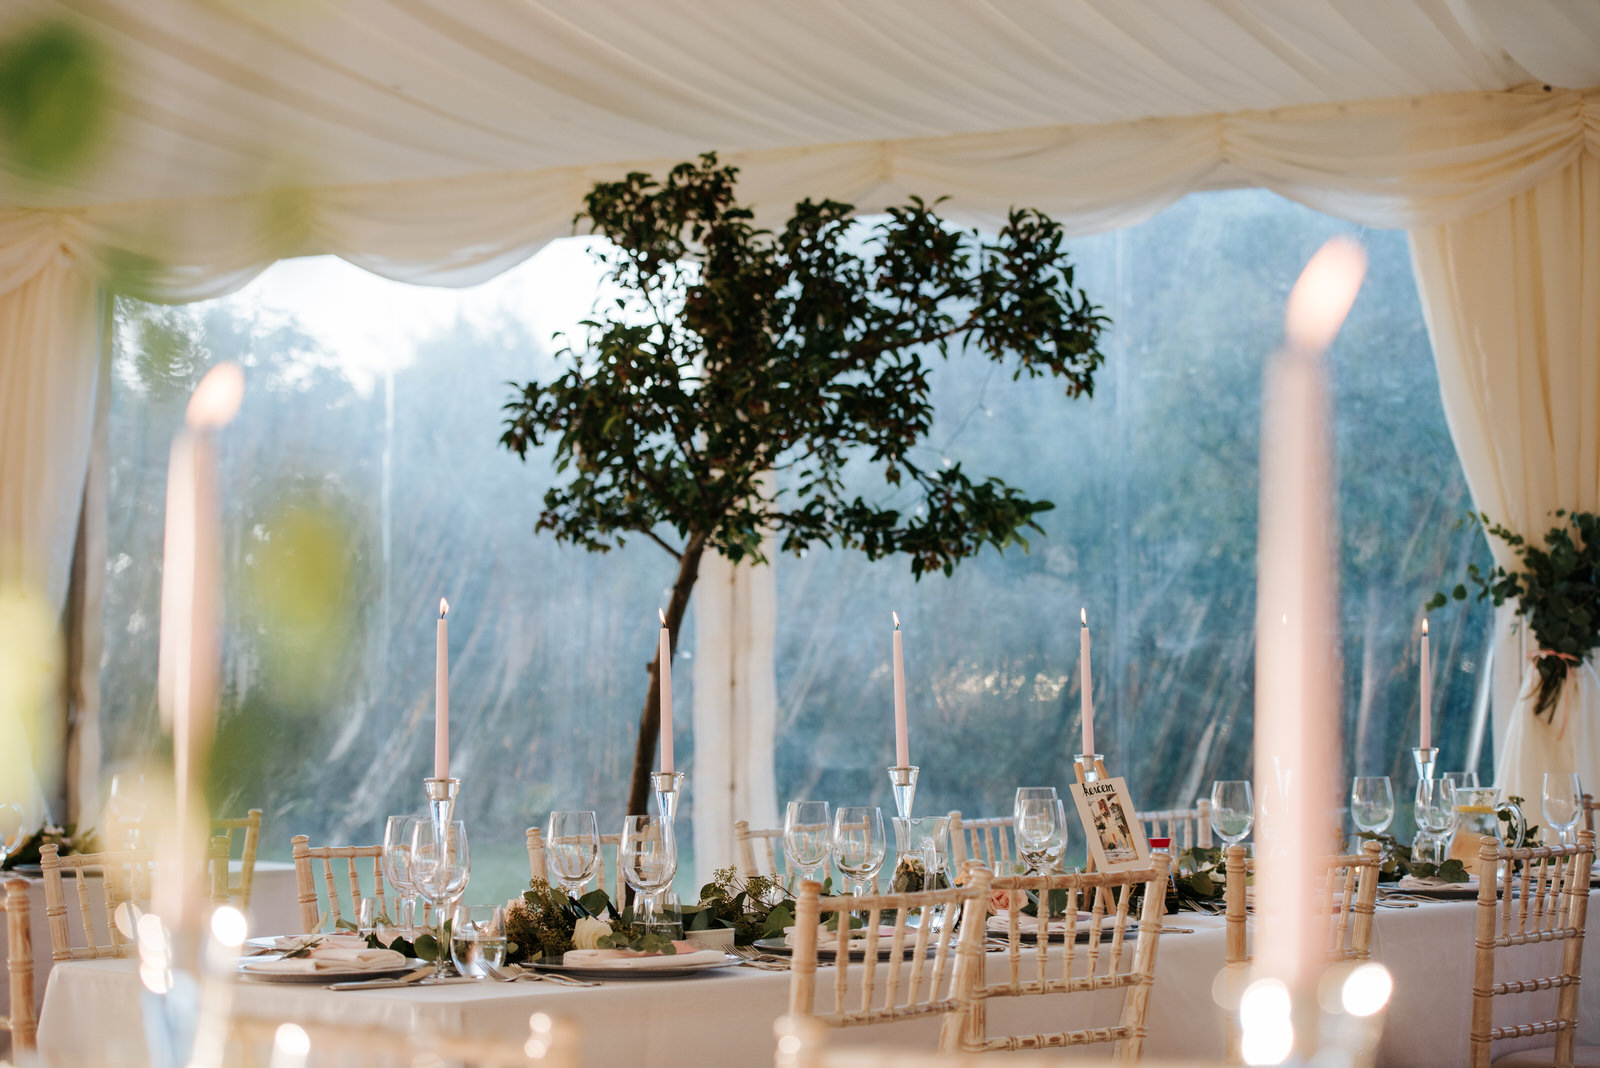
(832, 807), (886, 895)
(450, 904), (507, 978)
(106, 773), (147, 850)
(1210, 781), (1255, 848)
(621, 815), (677, 931)
(1414, 778), (1457, 865)
(1015, 798), (1067, 875)
(356, 896), (378, 941)
(545, 811), (601, 897)
(1542, 772), (1583, 847)
(411, 820), (470, 978)
(1443, 771), (1480, 793)
(382, 815), (420, 936)
(784, 801), (832, 887)
(1350, 777), (1395, 838)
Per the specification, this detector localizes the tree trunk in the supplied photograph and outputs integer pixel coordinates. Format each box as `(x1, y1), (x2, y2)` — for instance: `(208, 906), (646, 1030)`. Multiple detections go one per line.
(626, 532), (710, 817)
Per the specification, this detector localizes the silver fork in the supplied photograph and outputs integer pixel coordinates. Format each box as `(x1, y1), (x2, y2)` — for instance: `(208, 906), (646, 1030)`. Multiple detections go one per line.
(729, 945), (789, 970)
(483, 962), (600, 988)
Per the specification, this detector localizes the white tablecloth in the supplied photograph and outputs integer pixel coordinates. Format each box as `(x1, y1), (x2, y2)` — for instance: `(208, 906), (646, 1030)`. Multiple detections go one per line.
(3, 861), (299, 1021)
(34, 896), (1600, 1067)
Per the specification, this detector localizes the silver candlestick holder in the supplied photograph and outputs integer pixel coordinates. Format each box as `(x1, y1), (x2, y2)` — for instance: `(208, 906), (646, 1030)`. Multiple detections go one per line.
(1410, 746), (1438, 784)
(888, 766), (919, 821)
(652, 771), (686, 827)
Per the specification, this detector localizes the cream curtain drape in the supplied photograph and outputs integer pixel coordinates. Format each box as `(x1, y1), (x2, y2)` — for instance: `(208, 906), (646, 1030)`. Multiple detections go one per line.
(0, 242), (105, 826)
(1409, 150), (1600, 805)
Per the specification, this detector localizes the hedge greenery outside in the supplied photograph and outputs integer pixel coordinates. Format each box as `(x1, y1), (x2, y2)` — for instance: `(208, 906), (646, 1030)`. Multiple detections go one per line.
(1431, 510), (1600, 721)
(501, 153), (1110, 816)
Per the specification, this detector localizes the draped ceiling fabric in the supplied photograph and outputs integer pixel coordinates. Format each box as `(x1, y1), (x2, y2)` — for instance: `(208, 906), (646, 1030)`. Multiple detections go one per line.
(1, 0), (1599, 837)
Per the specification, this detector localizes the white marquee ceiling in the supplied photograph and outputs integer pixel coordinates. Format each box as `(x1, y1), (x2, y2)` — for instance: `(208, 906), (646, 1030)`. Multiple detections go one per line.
(5, 0), (1600, 211)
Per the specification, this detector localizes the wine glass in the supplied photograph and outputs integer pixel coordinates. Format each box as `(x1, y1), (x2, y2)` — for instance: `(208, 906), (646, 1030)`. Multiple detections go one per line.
(0, 803), (23, 868)
(106, 773), (147, 850)
(1350, 777), (1395, 847)
(832, 807), (886, 895)
(545, 811), (601, 897)
(356, 897), (378, 942)
(450, 904), (507, 978)
(411, 820), (470, 978)
(620, 815), (677, 931)
(1210, 781), (1255, 848)
(1542, 772), (1583, 847)
(382, 815), (420, 936)
(1443, 771), (1480, 793)
(1414, 778), (1457, 865)
(1015, 798), (1067, 875)
(784, 801), (832, 888)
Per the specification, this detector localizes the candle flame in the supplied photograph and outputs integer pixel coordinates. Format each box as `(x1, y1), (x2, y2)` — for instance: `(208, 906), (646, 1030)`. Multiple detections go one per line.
(1080, 607), (1087, 627)
(892, 611), (900, 630)
(185, 362), (245, 429)
(1423, 618), (1429, 636)
(439, 598), (448, 618)
(659, 608), (667, 627)
(1285, 237), (1367, 353)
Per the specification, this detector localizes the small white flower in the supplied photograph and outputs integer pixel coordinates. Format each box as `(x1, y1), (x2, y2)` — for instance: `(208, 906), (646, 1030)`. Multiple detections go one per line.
(571, 916), (612, 950)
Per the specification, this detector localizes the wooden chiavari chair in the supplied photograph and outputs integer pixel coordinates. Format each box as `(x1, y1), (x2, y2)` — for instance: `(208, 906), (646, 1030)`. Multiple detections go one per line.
(39, 843), (154, 961)
(775, 1015), (1230, 1068)
(524, 827), (626, 903)
(1135, 800), (1213, 850)
(1582, 792), (1597, 834)
(947, 812), (1017, 874)
(951, 856), (1172, 1058)
(2, 879), (36, 1056)
(788, 873), (990, 1048)
(211, 809), (262, 908)
(1468, 830), (1597, 1068)
(228, 1009), (578, 1067)
(290, 835), (387, 934)
(736, 819), (789, 883)
(1220, 840), (1381, 1063)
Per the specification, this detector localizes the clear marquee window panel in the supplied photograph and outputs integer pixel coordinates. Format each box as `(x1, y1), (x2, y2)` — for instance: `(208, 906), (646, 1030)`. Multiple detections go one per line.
(102, 189), (1490, 899)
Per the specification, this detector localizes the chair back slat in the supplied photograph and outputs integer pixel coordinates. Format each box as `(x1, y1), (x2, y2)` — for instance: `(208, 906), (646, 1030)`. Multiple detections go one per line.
(1134, 800), (1214, 850)
(40, 843), (163, 962)
(734, 820), (788, 884)
(3, 878), (37, 1053)
(789, 874), (988, 1042)
(1469, 830), (1595, 1068)
(211, 809), (262, 907)
(964, 856), (1172, 1057)
(948, 813), (1016, 873)
(290, 835), (388, 934)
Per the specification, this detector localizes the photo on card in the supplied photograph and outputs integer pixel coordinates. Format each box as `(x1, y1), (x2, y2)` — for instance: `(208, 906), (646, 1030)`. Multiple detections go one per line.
(1068, 776), (1150, 873)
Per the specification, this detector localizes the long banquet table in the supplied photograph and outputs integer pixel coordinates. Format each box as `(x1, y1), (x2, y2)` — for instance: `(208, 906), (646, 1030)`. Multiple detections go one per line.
(36, 893), (1600, 1067)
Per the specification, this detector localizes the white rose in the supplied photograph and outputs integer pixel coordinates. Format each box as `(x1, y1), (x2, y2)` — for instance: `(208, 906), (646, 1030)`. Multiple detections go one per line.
(571, 916), (612, 950)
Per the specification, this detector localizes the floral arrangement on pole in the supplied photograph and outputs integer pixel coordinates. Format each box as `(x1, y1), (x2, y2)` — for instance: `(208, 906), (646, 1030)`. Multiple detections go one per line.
(501, 153), (1110, 815)
(1430, 510), (1600, 722)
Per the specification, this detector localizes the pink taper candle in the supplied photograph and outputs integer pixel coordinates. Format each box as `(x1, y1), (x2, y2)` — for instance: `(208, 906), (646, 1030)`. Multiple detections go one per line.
(1253, 237), (1365, 1046)
(659, 609), (674, 774)
(1080, 608), (1095, 757)
(892, 612), (909, 766)
(435, 599), (449, 779)
(1420, 618), (1432, 750)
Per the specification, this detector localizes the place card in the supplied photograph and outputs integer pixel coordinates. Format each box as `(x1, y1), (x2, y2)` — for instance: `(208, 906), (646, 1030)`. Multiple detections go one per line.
(1068, 776), (1150, 873)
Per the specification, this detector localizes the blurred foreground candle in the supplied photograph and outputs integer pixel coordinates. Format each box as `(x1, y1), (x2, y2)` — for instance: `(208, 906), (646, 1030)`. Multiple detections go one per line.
(659, 609), (673, 774)
(435, 599), (450, 779)
(1079, 608), (1094, 757)
(1252, 237), (1364, 1050)
(157, 362), (243, 919)
(1420, 619), (1432, 751)
(892, 612), (909, 766)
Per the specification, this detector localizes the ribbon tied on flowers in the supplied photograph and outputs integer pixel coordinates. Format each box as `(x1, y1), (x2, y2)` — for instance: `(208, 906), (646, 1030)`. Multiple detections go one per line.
(1528, 649), (1581, 740)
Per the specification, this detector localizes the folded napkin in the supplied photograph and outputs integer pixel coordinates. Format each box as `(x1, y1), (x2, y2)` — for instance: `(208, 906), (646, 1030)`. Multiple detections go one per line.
(560, 945), (727, 970)
(244, 946), (408, 974)
(271, 933), (369, 952)
(1397, 875), (1478, 891)
(986, 911), (1101, 935)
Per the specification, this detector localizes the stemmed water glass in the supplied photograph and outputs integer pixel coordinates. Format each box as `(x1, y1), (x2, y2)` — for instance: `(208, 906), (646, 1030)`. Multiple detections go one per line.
(620, 815), (677, 931)
(106, 773), (147, 850)
(1015, 798), (1067, 875)
(1413, 778), (1457, 865)
(545, 811), (601, 897)
(1443, 771), (1480, 793)
(382, 815), (420, 937)
(411, 819), (470, 978)
(784, 801), (832, 889)
(831, 807), (886, 895)
(1542, 772), (1583, 847)
(1350, 777), (1395, 839)
(1210, 781), (1255, 849)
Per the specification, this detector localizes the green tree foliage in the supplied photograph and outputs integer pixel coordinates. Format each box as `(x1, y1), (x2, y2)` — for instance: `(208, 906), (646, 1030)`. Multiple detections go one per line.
(500, 154), (1110, 814)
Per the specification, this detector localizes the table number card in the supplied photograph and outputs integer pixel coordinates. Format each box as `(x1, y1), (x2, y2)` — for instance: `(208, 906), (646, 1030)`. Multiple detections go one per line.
(1069, 777), (1150, 873)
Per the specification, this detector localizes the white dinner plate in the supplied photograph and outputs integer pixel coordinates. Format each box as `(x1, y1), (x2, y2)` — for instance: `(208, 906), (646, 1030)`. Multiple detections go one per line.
(236, 955), (421, 985)
(530, 954), (739, 980)
(752, 937), (938, 961)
